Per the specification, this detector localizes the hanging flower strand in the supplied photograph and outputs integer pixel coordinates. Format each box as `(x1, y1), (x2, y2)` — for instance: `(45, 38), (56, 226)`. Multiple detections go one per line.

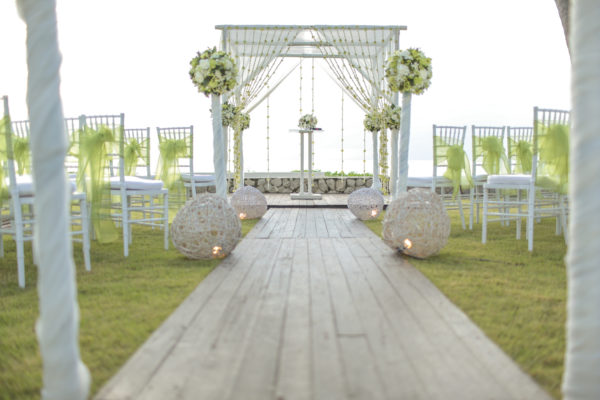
(385, 48), (432, 94)
(383, 103), (402, 130)
(363, 110), (389, 195)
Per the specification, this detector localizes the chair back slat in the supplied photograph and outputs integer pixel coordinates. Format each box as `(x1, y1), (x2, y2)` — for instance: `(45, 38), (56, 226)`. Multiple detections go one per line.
(80, 114), (126, 180)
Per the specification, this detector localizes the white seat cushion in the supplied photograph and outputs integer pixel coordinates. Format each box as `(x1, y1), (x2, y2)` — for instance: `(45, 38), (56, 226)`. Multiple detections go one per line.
(487, 174), (532, 185)
(110, 176), (164, 190)
(181, 173), (215, 184)
(472, 174), (488, 183)
(407, 176), (452, 187)
(9, 174), (76, 196)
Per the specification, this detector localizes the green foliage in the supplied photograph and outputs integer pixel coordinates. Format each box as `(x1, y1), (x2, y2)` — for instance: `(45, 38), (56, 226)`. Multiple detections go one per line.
(0, 218), (258, 399)
(363, 210), (566, 399)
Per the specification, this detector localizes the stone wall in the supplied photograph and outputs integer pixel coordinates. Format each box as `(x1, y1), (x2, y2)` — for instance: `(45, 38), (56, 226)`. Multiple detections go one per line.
(197, 176), (381, 194)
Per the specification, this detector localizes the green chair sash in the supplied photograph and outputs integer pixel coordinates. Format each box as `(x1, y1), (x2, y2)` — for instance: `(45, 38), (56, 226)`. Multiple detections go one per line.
(509, 139), (533, 174)
(155, 138), (189, 191)
(538, 123), (569, 194)
(474, 136), (508, 175)
(124, 138), (146, 176)
(13, 137), (31, 175)
(435, 136), (472, 197)
(76, 125), (118, 243)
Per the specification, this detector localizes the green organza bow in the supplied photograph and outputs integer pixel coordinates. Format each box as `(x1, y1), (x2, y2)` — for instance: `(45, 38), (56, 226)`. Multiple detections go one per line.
(13, 137), (31, 175)
(435, 137), (472, 197)
(510, 139), (533, 174)
(538, 123), (569, 194)
(124, 139), (145, 176)
(474, 136), (508, 175)
(156, 138), (189, 191)
(77, 125), (118, 243)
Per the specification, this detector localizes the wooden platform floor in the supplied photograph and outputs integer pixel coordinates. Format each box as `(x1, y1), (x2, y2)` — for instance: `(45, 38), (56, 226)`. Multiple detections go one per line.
(95, 208), (550, 400)
(262, 193), (390, 208)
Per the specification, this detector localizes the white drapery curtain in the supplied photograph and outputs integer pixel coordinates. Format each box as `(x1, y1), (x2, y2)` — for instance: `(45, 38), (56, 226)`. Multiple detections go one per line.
(563, 1), (600, 398)
(312, 27), (397, 191)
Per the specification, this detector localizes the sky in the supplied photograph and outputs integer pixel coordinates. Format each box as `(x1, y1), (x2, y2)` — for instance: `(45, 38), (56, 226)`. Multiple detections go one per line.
(0, 0), (571, 175)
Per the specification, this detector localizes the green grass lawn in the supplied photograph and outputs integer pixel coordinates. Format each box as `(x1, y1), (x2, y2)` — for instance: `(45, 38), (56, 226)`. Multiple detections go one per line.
(363, 211), (567, 399)
(0, 219), (257, 400)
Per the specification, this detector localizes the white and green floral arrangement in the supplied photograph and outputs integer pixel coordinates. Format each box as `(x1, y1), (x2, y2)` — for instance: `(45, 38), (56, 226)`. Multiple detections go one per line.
(383, 104), (402, 130)
(298, 113), (318, 130)
(235, 112), (250, 131)
(385, 48), (432, 94)
(189, 47), (237, 96)
(363, 110), (384, 132)
(221, 102), (237, 127)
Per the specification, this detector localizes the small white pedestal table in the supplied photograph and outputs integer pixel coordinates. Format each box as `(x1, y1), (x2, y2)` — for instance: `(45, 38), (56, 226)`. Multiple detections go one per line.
(289, 128), (322, 200)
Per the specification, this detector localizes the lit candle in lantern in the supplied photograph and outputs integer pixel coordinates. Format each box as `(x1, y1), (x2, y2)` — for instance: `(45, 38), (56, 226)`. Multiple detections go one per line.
(239, 212), (247, 220)
(402, 238), (413, 250)
(371, 209), (378, 217)
(212, 246), (223, 257)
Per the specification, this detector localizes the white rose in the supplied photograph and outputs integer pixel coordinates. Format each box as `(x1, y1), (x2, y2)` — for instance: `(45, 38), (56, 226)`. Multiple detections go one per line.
(419, 69), (429, 80)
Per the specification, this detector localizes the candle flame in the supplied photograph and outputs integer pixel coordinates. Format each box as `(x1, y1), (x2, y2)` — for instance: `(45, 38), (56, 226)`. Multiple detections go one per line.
(403, 238), (412, 250)
(239, 212), (247, 220)
(212, 246), (223, 257)
(371, 209), (378, 217)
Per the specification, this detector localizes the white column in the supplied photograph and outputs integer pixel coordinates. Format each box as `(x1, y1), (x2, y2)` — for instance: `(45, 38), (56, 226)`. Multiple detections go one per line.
(563, 1), (600, 399)
(16, 0), (90, 398)
(308, 131), (314, 194)
(300, 132), (305, 194)
(372, 130), (381, 190)
(390, 128), (399, 197)
(398, 92), (412, 194)
(211, 94), (227, 198)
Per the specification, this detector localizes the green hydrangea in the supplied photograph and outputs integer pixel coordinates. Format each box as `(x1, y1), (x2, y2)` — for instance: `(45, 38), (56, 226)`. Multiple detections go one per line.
(298, 114), (318, 130)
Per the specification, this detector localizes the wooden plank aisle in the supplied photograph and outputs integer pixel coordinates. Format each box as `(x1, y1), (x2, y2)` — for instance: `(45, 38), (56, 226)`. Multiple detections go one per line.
(95, 208), (552, 400)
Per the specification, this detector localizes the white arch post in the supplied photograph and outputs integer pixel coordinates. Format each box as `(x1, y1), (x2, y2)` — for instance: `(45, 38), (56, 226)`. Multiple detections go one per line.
(16, 0), (90, 398)
(397, 91), (412, 195)
(563, 1), (600, 398)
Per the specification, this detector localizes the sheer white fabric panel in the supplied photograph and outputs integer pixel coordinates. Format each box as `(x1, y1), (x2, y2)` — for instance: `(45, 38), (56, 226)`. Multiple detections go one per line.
(225, 27), (301, 110)
(564, 1), (600, 399)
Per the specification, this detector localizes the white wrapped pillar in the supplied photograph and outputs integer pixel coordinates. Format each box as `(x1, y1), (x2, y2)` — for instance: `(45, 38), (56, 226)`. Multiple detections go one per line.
(390, 128), (398, 197)
(397, 92), (412, 194)
(371, 130), (381, 190)
(211, 94), (227, 198)
(16, 0), (90, 398)
(563, 1), (600, 398)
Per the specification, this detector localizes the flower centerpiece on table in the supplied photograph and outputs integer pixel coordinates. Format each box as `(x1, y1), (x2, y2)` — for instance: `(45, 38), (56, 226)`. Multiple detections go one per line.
(383, 104), (402, 130)
(189, 47), (237, 96)
(298, 113), (318, 130)
(385, 48), (432, 94)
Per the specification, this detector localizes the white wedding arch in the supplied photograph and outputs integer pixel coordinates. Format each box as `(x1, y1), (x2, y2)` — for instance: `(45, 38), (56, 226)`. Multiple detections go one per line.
(213, 24), (411, 198)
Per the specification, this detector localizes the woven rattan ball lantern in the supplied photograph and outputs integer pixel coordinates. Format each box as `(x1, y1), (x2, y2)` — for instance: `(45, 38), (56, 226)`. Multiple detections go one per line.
(171, 194), (241, 259)
(231, 186), (267, 220)
(347, 187), (384, 220)
(383, 189), (450, 258)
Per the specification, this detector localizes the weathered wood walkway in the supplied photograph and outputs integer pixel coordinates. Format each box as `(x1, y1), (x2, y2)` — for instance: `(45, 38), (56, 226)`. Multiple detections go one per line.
(95, 207), (551, 400)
